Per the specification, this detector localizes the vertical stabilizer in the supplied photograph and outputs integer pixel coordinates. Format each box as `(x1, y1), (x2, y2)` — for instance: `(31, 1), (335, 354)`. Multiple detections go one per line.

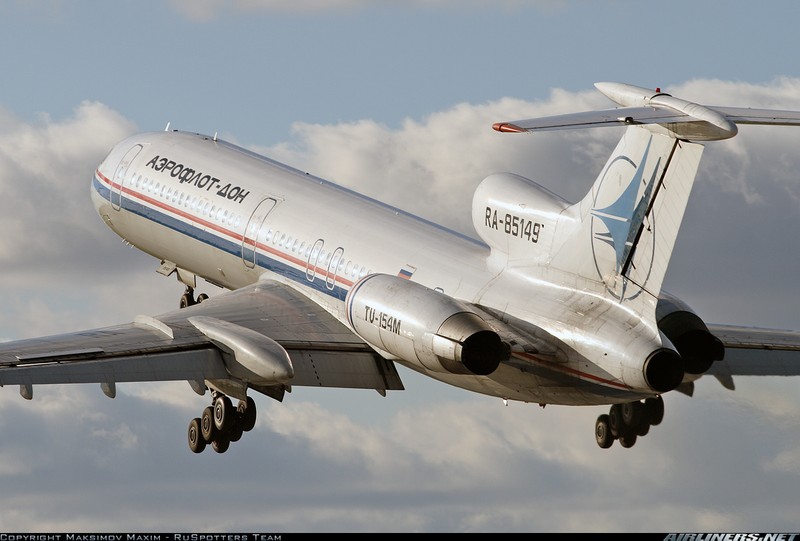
(551, 126), (704, 305)
(491, 81), (800, 312)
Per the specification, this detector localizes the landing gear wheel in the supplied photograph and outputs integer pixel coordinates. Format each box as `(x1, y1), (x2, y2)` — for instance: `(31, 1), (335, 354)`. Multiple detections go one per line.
(201, 406), (216, 442)
(595, 414), (614, 449)
(645, 396), (665, 426)
(619, 433), (638, 448)
(608, 404), (623, 437)
(621, 401), (643, 427)
(214, 395), (234, 432)
(188, 417), (206, 453)
(179, 293), (194, 309)
(197, 293), (209, 303)
(211, 436), (230, 454)
(238, 396), (257, 432)
(227, 414), (244, 443)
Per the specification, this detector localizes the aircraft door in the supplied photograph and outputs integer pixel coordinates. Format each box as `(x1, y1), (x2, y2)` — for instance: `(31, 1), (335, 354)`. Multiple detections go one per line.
(242, 197), (278, 268)
(325, 247), (345, 290)
(306, 239), (324, 282)
(110, 144), (143, 211)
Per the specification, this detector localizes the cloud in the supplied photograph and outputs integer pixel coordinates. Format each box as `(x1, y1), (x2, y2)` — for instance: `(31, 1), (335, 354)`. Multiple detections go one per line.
(0, 78), (799, 532)
(3, 377), (799, 532)
(0, 101), (135, 278)
(0, 103), (187, 339)
(262, 89), (612, 236)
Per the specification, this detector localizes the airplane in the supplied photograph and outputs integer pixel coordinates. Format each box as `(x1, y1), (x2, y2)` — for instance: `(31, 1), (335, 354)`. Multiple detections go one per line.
(1, 81), (800, 453)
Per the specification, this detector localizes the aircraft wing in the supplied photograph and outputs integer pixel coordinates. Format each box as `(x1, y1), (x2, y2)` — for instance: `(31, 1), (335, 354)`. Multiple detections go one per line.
(706, 324), (800, 377)
(0, 280), (404, 400)
(690, 324), (800, 392)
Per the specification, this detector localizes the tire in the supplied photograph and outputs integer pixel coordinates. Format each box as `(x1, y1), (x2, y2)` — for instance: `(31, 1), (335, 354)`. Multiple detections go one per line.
(621, 401), (643, 427)
(608, 404), (623, 437)
(619, 433), (637, 448)
(228, 414), (244, 442)
(197, 293), (209, 303)
(645, 396), (665, 426)
(180, 293), (194, 309)
(595, 414), (614, 449)
(188, 418), (206, 454)
(212, 437), (230, 454)
(201, 406), (216, 442)
(238, 396), (257, 432)
(214, 395), (234, 432)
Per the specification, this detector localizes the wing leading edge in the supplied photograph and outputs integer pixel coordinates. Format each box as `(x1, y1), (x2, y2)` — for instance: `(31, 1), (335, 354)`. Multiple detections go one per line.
(0, 280), (404, 401)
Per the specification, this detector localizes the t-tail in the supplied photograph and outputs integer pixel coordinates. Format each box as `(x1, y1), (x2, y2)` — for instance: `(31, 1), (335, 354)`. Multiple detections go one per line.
(489, 82), (800, 307)
(479, 82), (800, 377)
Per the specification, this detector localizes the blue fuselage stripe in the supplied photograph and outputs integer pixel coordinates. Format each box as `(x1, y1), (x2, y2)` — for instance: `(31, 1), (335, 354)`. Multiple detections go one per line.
(93, 174), (349, 301)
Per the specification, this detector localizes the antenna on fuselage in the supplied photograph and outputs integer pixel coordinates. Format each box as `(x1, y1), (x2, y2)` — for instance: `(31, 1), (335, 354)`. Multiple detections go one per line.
(164, 122), (171, 132)
(213, 132), (218, 142)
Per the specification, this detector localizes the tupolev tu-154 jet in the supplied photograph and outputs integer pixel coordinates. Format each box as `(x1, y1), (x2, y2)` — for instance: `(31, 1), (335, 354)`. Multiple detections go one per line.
(2, 82), (800, 452)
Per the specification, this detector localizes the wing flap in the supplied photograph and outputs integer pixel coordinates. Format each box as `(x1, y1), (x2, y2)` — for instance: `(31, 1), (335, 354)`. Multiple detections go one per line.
(288, 349), (403, 389)
(0, 349), (226, 386)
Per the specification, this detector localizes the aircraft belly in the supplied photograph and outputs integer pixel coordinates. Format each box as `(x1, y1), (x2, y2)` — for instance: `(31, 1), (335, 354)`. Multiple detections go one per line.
(397, 358), (643, 406)
(117, 211), (250, 291)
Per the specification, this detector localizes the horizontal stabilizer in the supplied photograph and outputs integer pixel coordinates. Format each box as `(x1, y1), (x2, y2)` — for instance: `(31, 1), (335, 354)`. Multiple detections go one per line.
(494, 82), (800, 141)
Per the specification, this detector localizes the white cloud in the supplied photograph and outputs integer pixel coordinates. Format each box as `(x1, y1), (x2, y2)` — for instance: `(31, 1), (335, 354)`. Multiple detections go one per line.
(0, 78), (799, 531)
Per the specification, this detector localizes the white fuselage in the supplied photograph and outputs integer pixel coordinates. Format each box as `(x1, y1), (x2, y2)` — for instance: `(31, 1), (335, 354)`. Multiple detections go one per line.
(92, 130), (659, 406)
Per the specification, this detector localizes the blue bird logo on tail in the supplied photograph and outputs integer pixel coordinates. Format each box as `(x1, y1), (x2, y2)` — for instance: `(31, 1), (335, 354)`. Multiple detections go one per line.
(590, 136), (659, 298)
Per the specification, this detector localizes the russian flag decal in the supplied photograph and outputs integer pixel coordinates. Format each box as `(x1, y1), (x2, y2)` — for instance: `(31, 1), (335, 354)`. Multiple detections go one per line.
(397, 266), (416, 280)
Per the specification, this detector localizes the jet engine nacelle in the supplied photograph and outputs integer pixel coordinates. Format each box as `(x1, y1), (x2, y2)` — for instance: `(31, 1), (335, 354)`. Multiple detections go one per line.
(657, 291), (725, 374)
(345, 274), (508, 376)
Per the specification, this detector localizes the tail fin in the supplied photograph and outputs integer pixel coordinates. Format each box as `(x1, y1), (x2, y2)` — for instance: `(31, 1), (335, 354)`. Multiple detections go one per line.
(493, 81), (800, 308)
(552, 126), (703, 303)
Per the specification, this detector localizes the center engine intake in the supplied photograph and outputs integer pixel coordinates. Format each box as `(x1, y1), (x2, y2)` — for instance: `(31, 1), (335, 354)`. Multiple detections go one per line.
(657, 292), (725, 374)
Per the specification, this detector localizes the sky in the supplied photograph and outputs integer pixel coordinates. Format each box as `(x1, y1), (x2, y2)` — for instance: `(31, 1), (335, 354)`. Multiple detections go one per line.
(0, 0), (799, 534)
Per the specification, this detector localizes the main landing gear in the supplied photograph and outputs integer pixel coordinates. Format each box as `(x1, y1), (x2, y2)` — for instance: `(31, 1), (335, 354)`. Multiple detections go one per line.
(594, 396), (664, 449)
(179, 286), (209, 309)
(187, 393), (257, 454)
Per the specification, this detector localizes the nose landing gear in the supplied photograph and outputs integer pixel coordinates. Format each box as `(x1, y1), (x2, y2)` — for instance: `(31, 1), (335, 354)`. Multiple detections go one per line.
(595, 396), (664, 449)
(179, 286), (209, 309)
(187, 393), (257, 454)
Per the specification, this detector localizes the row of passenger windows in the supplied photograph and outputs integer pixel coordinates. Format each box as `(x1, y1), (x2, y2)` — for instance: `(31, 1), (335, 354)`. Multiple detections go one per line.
(261, 227), (371, 280)
(131, 173), (370, 281)
(130, 173), (244, 229)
